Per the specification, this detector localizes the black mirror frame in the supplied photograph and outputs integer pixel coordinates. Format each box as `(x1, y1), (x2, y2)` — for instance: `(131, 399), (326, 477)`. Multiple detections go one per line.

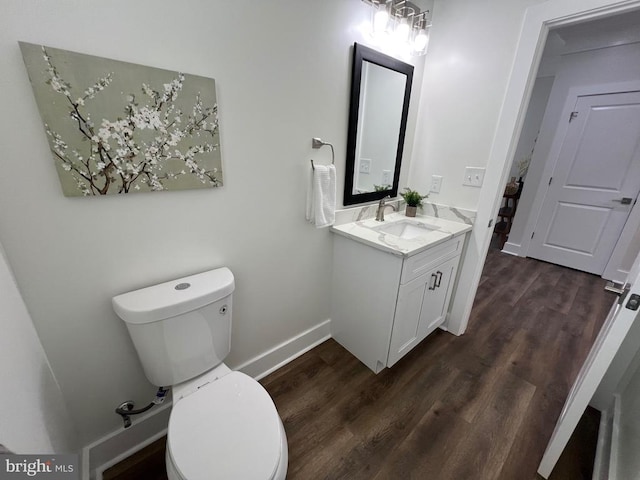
(344, 43), (414, 206)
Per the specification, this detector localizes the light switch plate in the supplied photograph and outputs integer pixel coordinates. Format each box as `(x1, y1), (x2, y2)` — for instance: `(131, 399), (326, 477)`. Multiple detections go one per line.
(463, 167), (485, 187)
(430, 175), (443, 193)
(359, 158), (371, 174)
(382, 169), (392, 185)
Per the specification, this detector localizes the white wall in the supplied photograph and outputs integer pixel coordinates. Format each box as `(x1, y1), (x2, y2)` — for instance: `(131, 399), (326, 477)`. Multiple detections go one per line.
(0, 241), (77, 454)
(0, 0), (426, 446)
(507, 75), (554, 182)
(409, 0), (547, 211)
(505, 42), (640, 254)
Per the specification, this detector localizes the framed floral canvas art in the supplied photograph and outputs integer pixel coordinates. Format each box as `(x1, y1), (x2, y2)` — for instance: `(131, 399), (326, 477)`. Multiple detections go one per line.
(20, 42), (223, 196)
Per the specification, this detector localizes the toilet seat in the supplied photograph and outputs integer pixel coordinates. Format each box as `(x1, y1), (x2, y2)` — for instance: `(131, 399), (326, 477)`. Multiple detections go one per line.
(167, 371), (283, 480)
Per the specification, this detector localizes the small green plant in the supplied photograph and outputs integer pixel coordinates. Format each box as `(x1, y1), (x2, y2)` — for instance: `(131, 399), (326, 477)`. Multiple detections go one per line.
(401, 187), (428, 207)
(374, 184), (391, 192)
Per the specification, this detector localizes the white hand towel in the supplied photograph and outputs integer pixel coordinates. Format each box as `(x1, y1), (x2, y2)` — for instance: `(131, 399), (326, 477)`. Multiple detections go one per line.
(306, 164), (336, 228)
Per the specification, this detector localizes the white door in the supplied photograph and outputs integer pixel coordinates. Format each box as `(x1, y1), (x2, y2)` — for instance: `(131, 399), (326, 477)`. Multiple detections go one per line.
(529, 91), (640, 275)
(538, 250), (640, 478)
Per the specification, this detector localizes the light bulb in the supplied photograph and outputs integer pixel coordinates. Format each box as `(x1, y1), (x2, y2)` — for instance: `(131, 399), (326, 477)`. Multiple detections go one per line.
(373, 9), (389, 33)
(414, 29), (429, 51)
(396, 18), (410, 42)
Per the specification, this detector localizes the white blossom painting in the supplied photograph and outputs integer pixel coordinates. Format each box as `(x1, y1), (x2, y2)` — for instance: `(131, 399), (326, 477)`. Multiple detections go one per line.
(20, 42), (223, 196)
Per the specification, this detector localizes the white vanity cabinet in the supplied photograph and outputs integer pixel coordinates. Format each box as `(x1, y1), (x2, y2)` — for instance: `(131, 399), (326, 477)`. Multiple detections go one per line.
(331, 232), (465, 373)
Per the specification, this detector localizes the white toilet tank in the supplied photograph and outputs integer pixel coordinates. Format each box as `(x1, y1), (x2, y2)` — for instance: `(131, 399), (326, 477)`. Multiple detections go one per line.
(112, 268), (235, 387)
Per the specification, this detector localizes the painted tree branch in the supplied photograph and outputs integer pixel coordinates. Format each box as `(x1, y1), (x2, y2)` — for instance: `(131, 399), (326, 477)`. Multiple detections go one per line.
(41, 46), (221, 195)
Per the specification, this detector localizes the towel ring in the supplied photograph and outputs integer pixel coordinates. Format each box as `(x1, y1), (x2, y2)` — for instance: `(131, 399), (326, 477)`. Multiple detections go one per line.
(310, 137), (335, 171)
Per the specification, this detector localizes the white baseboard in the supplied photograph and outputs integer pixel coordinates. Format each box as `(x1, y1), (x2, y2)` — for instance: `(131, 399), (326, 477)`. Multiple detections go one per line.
(83, 319), (331, 479)
(501, 241), (522, 256)
(94, 428), (168, 480)
(84, 402), (172, 480)
(234, 319), (331, 380)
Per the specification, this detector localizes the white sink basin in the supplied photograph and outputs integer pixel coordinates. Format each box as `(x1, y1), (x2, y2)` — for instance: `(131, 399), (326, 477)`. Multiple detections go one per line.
(373, 219), (440, 239)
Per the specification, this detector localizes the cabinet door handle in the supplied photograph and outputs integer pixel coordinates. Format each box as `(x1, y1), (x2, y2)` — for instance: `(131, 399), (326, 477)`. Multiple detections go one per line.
(435, 271), (443, 288)
(429, 273), (437, 290)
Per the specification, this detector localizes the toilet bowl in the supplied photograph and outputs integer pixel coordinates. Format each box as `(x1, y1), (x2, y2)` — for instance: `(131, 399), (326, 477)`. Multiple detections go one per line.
(112, 267), (288, 480)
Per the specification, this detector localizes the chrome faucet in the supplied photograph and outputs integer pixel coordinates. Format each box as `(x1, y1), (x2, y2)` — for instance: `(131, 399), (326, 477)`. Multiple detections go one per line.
(375, 196), (397, 222)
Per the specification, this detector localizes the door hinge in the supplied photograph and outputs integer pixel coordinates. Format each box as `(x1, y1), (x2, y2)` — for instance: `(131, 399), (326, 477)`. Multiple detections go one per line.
(607, 283), (631, 306)
(488, 219), (493, 228)
(569, 111), (579, 122)
(605, 281), (626, 295)
(548, 177), (553, 186)
(531, 231), (535, 239)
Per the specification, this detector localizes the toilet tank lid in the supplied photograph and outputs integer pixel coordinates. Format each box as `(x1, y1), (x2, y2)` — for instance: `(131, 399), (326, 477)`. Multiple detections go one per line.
(112, 267), (234, 325)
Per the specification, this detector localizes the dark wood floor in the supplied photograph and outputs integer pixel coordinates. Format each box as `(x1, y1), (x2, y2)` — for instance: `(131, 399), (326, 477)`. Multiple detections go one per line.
(104, 249), (614, 480)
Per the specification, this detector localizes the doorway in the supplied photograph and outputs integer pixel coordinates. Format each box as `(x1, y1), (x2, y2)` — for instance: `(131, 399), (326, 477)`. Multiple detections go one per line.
(447, 0), (640, 338)
(497, 12), (640, 281)
(471, 5), (640, 476)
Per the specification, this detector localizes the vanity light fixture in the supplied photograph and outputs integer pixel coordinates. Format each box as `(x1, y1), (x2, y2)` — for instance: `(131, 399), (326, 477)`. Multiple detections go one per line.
(362, 0), (432, 56)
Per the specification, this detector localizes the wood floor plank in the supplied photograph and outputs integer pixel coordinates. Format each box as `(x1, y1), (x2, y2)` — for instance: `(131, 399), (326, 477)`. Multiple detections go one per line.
(370, 401), (472, 480)
(548, 406), (600, 480)
(462, 302), (531, 369)
(544, 271), (582, 314)
(353, 357), (458, 432)
(437, 370), (537, 480)
(495, 256), (551, 307)
(508, 308), (571, 387)
(102, 436), (167, 480)
(496, 387), (569, 480)
(574, 280), (617, 344)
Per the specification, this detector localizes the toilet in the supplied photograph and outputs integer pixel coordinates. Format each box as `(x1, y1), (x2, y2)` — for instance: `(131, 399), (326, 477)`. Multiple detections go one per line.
(112, 267), (288, 480)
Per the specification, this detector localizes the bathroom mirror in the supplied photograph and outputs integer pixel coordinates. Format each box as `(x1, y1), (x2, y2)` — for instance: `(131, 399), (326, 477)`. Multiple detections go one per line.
(344, 43), (414, 206)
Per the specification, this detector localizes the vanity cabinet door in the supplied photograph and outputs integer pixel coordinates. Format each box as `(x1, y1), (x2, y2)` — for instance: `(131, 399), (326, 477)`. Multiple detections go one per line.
(417, 256), (458, 338)
(387, 256), (460, 368)
(387, 275), (429, 366)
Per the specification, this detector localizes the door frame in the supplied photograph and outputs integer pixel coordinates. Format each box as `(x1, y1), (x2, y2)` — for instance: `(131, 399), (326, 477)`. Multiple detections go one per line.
(521, 82), (640, 265)
(447, 0), (640, 336)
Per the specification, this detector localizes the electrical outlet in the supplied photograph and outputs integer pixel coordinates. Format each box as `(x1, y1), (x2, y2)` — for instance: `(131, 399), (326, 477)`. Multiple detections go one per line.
(430, 175), (443, 193)
(359, 158), (371, 174)
(463, 167), (485, 187)
(382, 169), (392, 185)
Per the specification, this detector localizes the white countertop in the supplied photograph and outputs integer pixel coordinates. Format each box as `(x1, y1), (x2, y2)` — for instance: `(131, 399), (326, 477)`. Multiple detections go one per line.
(331, 212), (473, 257)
